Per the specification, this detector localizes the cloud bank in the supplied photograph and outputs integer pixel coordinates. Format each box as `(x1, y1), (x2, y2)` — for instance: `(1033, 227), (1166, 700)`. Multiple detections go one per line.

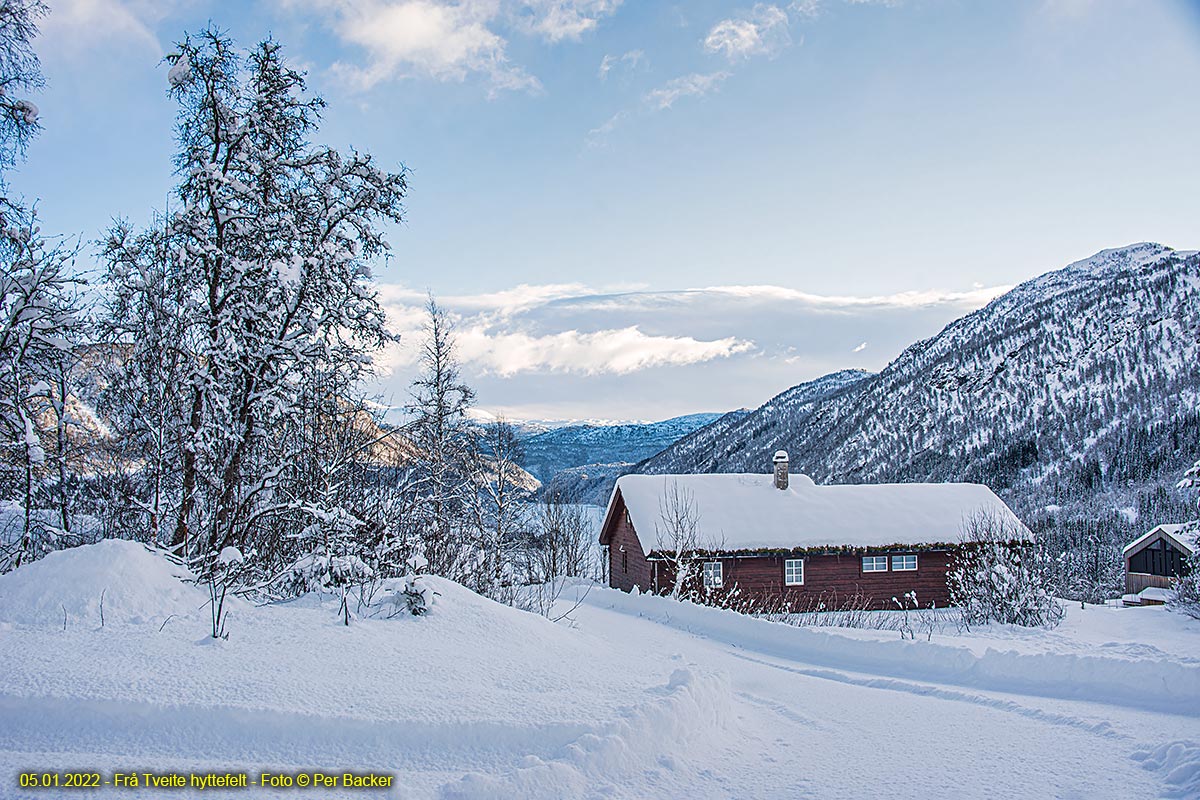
(369, 279), (1008, 420)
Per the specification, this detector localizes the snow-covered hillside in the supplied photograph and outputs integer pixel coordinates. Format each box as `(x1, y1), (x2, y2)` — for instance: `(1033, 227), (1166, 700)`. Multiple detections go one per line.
(1, 541), (1197, 799)
(639, 244), (1200, 530)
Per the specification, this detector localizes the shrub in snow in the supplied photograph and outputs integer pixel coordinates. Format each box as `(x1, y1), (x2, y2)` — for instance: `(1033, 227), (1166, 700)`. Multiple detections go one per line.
(949, 511), (1063, 628)
(276, 545), (376, 625)
(202, 546), (248, 639)
(401, 575), (435, 616)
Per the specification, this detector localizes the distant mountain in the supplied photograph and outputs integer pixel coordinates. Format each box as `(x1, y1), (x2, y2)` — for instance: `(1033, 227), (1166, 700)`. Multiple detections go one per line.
(518, 413), (724, 484)
(636, 243), (1200, 531)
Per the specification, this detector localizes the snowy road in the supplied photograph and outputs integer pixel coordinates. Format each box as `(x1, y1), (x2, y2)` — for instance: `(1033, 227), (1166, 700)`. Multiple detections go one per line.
(567, 596), (1198, 799)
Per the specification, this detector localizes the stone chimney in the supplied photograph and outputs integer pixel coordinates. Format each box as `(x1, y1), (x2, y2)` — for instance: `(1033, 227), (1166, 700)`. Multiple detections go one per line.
(772, 450), (789, 490)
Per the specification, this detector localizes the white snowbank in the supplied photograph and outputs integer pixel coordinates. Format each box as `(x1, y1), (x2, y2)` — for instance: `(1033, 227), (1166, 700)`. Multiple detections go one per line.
(575, 584), (1200, 715)
(0, 539), (203, 627)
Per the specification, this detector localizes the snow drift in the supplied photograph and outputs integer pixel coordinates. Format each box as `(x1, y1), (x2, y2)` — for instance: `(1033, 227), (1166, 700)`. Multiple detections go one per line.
(0, 539), (204, 627)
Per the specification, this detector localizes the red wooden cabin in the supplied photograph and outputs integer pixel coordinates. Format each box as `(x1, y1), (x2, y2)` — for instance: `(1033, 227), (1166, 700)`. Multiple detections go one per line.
(599, 452), (1026, 611)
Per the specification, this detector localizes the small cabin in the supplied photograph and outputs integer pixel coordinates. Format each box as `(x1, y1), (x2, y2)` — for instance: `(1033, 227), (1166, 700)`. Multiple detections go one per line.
(1123, 524), (1194, 599)
(598, 451), (1027, 611)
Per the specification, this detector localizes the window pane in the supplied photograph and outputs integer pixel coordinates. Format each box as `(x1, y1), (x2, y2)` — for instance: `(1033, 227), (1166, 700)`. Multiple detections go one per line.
(863, 556), (887, 572)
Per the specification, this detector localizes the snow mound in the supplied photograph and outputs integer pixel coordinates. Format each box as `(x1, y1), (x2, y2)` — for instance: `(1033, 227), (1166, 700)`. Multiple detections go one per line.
(0, 540), (204, 627)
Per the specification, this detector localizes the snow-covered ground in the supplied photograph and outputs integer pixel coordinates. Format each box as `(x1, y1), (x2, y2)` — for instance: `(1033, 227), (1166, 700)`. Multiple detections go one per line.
(1, 541), (1197, 799)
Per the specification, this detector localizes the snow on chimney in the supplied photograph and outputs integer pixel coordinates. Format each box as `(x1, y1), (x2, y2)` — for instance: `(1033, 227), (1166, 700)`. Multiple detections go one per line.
(772, 450), (789, 490)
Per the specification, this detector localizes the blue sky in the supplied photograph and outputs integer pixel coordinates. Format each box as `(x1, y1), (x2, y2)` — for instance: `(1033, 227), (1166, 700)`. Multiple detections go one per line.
(19, 0), (1200, 420)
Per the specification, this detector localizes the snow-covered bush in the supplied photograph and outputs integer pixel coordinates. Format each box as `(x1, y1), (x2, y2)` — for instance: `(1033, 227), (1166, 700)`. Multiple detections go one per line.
(400, 575), (435, 616)
(375, 574), (436, 617)
(949, 510), (1063, 628)
(276, 538), (377, 626)
(279, 549), (374, 595)
(203, 545), (247, 639)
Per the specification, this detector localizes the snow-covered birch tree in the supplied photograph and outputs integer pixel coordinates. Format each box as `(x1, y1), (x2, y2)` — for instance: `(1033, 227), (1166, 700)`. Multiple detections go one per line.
(103, 29), (407, 571)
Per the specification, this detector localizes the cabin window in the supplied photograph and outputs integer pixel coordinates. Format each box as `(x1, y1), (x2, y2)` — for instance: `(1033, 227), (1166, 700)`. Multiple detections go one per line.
(892, 554), (918, 572)
(621, 547), (628, 574)
(702, 561), (724, 588)
(862, 556), (888, 573)
(784, 558), (804, 586)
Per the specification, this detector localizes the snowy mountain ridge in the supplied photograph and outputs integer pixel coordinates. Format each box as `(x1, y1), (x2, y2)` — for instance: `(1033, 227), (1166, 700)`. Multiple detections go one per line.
(635, 243), (1200, 531)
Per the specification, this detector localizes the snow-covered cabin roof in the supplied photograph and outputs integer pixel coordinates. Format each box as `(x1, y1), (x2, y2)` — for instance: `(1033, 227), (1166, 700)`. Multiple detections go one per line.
(603, 473), (1028, 554)
(1122, 524), (1195, 557)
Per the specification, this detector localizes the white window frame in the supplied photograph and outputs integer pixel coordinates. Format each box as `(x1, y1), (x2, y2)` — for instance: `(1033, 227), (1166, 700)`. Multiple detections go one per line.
(862, 555), (888, 573)
(784, 558), (804, 586)
(702, 561), (723, 588)
(891, 554), (918, 572)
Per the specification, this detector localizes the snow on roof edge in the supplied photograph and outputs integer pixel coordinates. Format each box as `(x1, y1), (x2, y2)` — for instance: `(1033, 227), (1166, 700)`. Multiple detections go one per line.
(1123, 523), (1196, 556)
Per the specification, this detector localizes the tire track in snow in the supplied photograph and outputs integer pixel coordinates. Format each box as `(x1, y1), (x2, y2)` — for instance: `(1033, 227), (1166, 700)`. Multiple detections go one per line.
(728, 651), (1131, 741)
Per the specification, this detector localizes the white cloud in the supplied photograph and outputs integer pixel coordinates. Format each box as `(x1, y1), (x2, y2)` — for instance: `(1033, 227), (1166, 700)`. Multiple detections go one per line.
(788, 0), (822, 18)
(852, 341), (867, 352)
(786, 0), (900, 20)
(456, 326), (753, 376)
(598, 48), (645, 79)
(518, 0), (622, 42)
(375, 286), (755, 377)
(42, 0), (165, 55)
(287, 0), (620, 93)
(643, 71), (731, 110)
(588, 69), (729, 143)
(703, 4), (791, 61)
(311, 0), (539, 93)
(585, 109), (628, 146)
